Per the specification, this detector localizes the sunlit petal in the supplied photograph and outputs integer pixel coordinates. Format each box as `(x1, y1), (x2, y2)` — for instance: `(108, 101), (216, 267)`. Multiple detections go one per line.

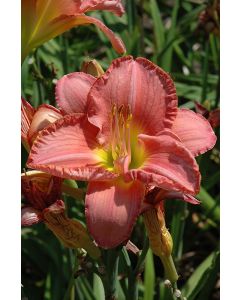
(125, 131), (200, 195)
(85, 179), (145, 248)
(87, 56), (177, 143)
(171, 109), (217, 156)
(27, 114), (117, 181)
(56, 72), (95, 114)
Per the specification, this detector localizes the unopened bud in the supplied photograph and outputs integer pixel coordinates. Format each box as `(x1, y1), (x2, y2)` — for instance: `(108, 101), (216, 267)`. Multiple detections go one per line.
(81, 59), (104, 77)
(143, 208), (173, 257)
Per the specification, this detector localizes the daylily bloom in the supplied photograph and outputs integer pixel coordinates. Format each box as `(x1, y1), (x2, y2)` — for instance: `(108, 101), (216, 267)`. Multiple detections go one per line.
(21, 97), (63, 151)
(21, 0), (126, 61)
(27, 56), (217, 249)
(21, 170), (101, 258)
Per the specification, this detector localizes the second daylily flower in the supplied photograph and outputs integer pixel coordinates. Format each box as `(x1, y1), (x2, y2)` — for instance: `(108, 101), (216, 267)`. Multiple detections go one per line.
(27, 56), (216, 249)
(21, 0), (126, 61)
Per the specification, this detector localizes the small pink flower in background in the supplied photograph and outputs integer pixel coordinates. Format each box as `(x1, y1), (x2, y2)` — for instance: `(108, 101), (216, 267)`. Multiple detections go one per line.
(21, 170), (101, 258)
(21, 170), (63, 225)
(21, 0), (126, 61)
(195, 101), (220, 129)
(27, 56), (216, 249)
(21, 97), (63, 151)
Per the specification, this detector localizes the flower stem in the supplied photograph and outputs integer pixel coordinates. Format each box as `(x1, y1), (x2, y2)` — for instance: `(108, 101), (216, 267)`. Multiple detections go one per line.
(127, 237), (149, 300)
(101, 248), (120, 300)
(160, 255), (179, 284)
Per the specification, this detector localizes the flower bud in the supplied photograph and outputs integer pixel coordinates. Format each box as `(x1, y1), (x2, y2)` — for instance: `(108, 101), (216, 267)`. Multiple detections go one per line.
(81, 59), (104, 77)
(143, 207), (173, 257)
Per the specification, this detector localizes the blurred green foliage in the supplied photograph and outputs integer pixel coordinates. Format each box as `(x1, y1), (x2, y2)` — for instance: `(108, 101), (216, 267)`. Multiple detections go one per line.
(22, 0), (220, 299)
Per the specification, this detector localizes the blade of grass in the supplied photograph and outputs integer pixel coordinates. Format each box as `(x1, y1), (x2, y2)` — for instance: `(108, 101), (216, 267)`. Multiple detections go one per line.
(170, 201), (188, 261)
(143, 249), (155, 300)
(93, 274), (105, 300)
(197, 187), (220, 222)
(150, 0), (165, 61)
(201, 38), (210, 103)
(181, 250), (219, 300)
(161, 0), (180, 71)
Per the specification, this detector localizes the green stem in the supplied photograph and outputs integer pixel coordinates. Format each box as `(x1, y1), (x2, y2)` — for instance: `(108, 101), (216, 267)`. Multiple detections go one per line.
(101, 248), (120, 300)
(63, 250), (78, 300)
(126, 237), (149, 300)
(160, 255), (179, 284)
(133, 237), (149, 277)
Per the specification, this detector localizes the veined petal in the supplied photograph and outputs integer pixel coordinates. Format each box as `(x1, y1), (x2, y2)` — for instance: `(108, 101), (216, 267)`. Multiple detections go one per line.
(28, 104), (63, 145)
(171, 109), (217, 156)
(36, 0), (80, 21)
(56, 72), (95, 114)
(87, 56), (177, 144)
(27, 13), (125, 57)
(125, 132), (200, 195)
(85, 179), (145, 248)
(21, 206), (42, 226)
(27, 114), (117, 181)
(79, 0), (125, 16)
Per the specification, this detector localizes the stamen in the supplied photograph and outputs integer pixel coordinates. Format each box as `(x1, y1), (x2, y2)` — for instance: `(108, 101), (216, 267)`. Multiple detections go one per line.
(110, 104), (132, 173)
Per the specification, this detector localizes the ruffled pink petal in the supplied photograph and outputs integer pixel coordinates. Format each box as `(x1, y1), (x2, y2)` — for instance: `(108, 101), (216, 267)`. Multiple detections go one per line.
(21, 206), (43, 226)
(125, 131), (200, 195)
(28, 104), (63, 145)
(56, 72), (95, 114)
(85, 179), (145, 248)
(27, 114), (117, 181)
(87, 56), (177, 144)
(171, 109), (217, 156)
(79, 0), (125, 16)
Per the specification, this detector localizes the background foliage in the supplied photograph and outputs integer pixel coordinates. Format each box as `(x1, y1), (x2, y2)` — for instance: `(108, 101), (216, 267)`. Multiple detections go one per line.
(21, 0), (220, 299)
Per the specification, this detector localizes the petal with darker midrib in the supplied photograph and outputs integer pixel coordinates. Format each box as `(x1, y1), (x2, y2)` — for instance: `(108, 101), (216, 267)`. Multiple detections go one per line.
(85, 179), (145, 248)
(56, 72), (96, 114)
(27, 114), (117, 181)
(87, 56), (177, 144)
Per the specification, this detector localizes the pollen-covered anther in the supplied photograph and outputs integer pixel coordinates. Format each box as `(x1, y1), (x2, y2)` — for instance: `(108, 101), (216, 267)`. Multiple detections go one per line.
(110, 104), (132, 174)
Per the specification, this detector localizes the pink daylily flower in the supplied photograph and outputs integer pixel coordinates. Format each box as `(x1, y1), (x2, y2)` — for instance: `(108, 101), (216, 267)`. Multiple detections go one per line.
(21, 0), (126, 61)
(21, 97), (63, 151)
(27, 56), (216, 248)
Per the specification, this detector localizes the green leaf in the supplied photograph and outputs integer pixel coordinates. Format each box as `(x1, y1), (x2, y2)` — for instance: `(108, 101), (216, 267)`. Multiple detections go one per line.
(182, 251), (220, 300)
(197, 187), (220, 221)
(93, 274), (105, 300)
(143, 249), (155, 300)
(150, 0), (165, 54)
